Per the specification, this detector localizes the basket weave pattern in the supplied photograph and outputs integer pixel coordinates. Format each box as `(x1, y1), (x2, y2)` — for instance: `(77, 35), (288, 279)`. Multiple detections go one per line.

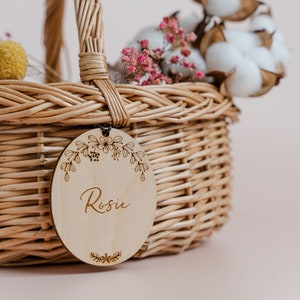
(0, 0), (239, 266)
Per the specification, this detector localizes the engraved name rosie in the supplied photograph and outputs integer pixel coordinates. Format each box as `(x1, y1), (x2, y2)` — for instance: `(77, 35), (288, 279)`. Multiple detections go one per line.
(80, 187), (129, 214)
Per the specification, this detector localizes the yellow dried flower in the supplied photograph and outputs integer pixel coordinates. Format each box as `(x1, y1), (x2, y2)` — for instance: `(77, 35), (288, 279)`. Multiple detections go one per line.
(0, 40), (28, 80)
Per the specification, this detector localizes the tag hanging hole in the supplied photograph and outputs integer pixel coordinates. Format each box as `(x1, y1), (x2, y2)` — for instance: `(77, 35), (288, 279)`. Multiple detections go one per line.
(101, 125), (112, 137)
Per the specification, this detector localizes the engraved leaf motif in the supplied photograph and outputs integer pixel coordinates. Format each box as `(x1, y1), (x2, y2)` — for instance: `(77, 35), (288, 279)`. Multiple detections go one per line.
(69, 162), (76, 172)
(113, 135), (123, 144)
(140, 172), (145, 182)
(60, 131), (149, 182)
(135, 163), (141, 172)
(60, 161), (76, 173)
(126, 142), (135, 149)
(74, 153), (81, 164)
(137, 151), (145, 159)
(90, 251), (122, 264)
(122, 147), (130, 158)
(60, 162), (68, 171)
(64, 172), (70, 182)
(130, 155), (137, 164)
(112, 148), (121, 160)
(142, 163), (149, 172)
(76, 141), (89, 157)
(64, 150), (74, 158)
(88, 135), (99, 148)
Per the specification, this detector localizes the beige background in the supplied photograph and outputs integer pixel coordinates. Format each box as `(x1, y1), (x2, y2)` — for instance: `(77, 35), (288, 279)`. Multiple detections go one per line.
(0, 0), (299, 299)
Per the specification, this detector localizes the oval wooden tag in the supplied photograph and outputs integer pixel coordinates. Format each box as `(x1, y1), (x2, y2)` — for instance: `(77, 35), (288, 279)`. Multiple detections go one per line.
(51, 128), (157, 266)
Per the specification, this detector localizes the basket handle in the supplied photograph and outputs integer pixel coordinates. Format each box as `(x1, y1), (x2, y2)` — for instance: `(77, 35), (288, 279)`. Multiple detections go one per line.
(44, 0), (65, 83)
(74, 0), (130, 127)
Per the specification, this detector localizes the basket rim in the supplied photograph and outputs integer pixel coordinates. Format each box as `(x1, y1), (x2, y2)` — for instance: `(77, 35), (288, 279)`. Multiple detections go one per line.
(0, 79), (239, 126)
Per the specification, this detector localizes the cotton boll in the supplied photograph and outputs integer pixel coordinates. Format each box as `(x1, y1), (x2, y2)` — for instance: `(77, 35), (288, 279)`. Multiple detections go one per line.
(190, 49), (207, 73)
(223, 28), (260, 54)
(178, 13), (203, 34)
(133, 26), (164, 50)
(271, 41), (290, 72)
(187, 49), (207, 72)
(273, 30), (286, 45)
(270, 30), (290, 71)
(205, 42), (243, 73)
(225, 58), (262, 97)
(162, 48), (207, 77)
(205, 0), (241, 17)
(246, 47), (276, 72)
(250, 14), (277, 34)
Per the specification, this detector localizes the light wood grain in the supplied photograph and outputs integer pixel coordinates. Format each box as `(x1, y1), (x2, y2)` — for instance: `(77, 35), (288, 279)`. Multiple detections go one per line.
(51, 128), (157, 265)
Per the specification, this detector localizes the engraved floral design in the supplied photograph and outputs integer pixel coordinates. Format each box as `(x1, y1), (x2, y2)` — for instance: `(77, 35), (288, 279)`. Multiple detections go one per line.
(60, 132), (149, 182)
(90, 251), (122, 264)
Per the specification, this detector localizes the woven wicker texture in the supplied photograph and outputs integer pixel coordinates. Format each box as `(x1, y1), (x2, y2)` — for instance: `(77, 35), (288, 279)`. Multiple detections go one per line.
(44, 0), (65, 83)
(0, 0), (239, 266)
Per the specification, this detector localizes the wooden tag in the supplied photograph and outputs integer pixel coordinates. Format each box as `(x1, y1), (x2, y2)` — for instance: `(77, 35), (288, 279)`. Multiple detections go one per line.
(50, 128), (157, 266)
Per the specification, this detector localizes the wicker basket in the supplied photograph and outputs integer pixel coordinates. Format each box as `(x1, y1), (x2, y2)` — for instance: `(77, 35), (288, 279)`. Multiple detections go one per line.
(0, 0), (239, 266)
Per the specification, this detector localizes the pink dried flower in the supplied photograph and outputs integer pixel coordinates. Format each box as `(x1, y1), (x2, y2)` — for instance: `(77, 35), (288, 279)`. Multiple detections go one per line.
(178, 28), (185, 36)
(118, 15), (205, 85)
(153, 48), (163, 57)
(150, 49), (163, 61)
(139, 39), (149, 49)
(167, 18), (179, 33)
(133, 74), (141, 82)
(127, 65), (136, 74)
(181, 48), (191, 57)
(183, 59), (191, 68)
(159, 20), (167, 30)
(180, 39), (187, 48)
(194, 70), (204, 79)
(186, 32), (197, 42)
(165, 33), (176, 44)
(170, 55), (180, 64)
(120, 44), (172, 85)
(137, 54), (146, 64)
(121, 47), (138, 64)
